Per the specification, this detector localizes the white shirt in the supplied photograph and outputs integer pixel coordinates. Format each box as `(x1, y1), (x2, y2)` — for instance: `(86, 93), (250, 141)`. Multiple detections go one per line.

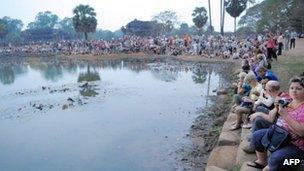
(278, 35), (284, 43)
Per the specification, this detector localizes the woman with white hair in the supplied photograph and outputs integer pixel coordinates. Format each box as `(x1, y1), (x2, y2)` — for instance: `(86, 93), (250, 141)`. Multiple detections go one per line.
(230, 72), (263, 130)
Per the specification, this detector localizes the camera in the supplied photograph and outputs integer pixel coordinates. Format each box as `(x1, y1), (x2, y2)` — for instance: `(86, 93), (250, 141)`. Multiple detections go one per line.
(278, 99), (291, 107)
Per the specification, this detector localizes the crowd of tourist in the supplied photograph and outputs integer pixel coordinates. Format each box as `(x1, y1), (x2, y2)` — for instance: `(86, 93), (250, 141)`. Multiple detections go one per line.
(230, 32), (303, 171)
(0, 32), (298, 61)
(0, 30), (302, 170)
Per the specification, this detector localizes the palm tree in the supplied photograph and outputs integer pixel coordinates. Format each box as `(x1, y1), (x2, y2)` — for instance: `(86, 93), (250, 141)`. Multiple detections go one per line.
(207, 0), (213, 33)
(225, 0), (247, 33)
(0, 19), (8, 39)
(220, 0), (227, 35)
(72, 4), (97, 40)
(192, 7), (208, 35)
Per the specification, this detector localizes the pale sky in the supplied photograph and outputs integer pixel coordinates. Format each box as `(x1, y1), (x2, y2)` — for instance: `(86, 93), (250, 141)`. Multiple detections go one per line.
(0, 0), (262, 32)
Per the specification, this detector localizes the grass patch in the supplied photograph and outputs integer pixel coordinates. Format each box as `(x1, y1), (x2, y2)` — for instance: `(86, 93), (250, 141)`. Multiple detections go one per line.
(273, 60), (304, 90)
(272, 43), (304, 90)
(210, 125), (222, 135)
(231, 164), (242, 171)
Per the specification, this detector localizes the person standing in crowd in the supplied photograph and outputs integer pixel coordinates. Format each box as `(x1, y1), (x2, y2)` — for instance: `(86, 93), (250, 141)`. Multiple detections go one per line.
(277, 33), (284, 56)
(290, 31), (297, 49)
(265, 35), (277, 61)
(284, 30), (290, 51)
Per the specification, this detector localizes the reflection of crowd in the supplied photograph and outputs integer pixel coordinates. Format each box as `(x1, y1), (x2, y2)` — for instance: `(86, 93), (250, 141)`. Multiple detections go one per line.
(0, 33), (297, 61)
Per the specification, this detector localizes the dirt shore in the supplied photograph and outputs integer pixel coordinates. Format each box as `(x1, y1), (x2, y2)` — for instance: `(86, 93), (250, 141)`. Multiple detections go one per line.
(14, 52), (234, 67)
(177, 65), (238, 170)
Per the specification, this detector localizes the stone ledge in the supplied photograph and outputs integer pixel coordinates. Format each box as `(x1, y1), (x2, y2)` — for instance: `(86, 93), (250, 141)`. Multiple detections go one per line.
(205, 166), (228, 171)
(236, 128), (255, 165)
(207, 146), (238, 170)
(217, 131), (240, 146)
(221, 113), (238, 132)
(240, 162), (261, 171)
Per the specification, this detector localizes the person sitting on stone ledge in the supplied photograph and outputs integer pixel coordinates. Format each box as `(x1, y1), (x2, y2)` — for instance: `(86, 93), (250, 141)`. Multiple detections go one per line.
(255, 66), (278, 82)
(247, 76), (304, 171)
(242, 80), (281, 153)
(232, 72), (251, 112)
(241, 59), (250, 73)
(243, 78), (275, 129)
(230, 72), (263, 130)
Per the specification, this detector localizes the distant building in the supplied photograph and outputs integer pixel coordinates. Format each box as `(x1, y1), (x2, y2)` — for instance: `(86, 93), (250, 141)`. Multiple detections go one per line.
(122, 19), (164, 37)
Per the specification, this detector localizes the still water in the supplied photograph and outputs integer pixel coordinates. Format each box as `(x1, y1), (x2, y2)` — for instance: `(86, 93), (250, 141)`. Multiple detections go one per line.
(0, 58), (226, 171)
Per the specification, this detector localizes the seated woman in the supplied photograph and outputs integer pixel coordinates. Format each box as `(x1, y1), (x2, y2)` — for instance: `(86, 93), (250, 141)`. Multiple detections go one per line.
(230, 72), (263, 130)
(247, 76), (304, 171)
(242, 80), (281, 154)
(241, 59), (250, 73)
(232, 72), (251, 110)
(253, 78), (275, 114)
(240, 78), (275, 129)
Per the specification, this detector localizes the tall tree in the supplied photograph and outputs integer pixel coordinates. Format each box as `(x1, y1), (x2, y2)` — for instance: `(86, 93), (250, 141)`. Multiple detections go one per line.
(0, 19), (8, 39)
(289, 0), (304, 33)
(192, 7), (208, 35)
(238, 1), (263, 32)
(72, 4), (97, 40)
(220, 0), (228, 35)
(27, 11), (59, 29)
(0, 17), (23, 42)
(152, 11), (180, 35)
(59, 17), (77, 38)
(207, 0), (213, 34)
(225, 0), (247, 33)
(221, 0), (255, 35)
(178, 23), (190, 36)
(239, 0), (301, 33)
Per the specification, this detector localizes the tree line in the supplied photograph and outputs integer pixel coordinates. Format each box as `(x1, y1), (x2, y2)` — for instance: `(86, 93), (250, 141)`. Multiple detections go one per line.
(1, 1), (303, 44)
(238, 0), (304, 35)
(0, 4), (211, 44)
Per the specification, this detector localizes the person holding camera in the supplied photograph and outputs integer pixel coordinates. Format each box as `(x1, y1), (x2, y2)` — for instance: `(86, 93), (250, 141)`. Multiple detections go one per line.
(242, 80), (281, 153)
(249, 80), (282, 127)
(247, 77), (304, 170)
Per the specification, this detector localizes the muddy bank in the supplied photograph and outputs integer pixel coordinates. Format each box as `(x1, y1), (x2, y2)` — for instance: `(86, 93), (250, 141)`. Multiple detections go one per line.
(1, 52), (240, 64)
(176, 63), (237, 170)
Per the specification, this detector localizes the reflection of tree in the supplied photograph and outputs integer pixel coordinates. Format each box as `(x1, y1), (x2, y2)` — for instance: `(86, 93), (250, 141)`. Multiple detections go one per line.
(13, 65), (28, 76)
(65, 63), (77, 74)
(77, 65), (100, 82)
(151, 67), (178, 82)
(79, 85), (99, 97)
(216, 63), (235, 87)
(0, 65), (15, 85)
(43, 64), (63, 81)
(192, 67), (208, 84)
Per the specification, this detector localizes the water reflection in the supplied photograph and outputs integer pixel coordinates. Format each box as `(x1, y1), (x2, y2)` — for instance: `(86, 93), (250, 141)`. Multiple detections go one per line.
(65, 61), (78, 74)
(0, 58), (236, 171)
(151, 66), (179, 82)
(192, 67), (208, 84)
(77, 65), (101, 82)
(0, 63), (29, 85)
(0, 59), (234, 88)
(76, 65), (100, 97)
(43, 64), (63, 81)
(0, 66), (15, 85)
(79, 84), (99, 97)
